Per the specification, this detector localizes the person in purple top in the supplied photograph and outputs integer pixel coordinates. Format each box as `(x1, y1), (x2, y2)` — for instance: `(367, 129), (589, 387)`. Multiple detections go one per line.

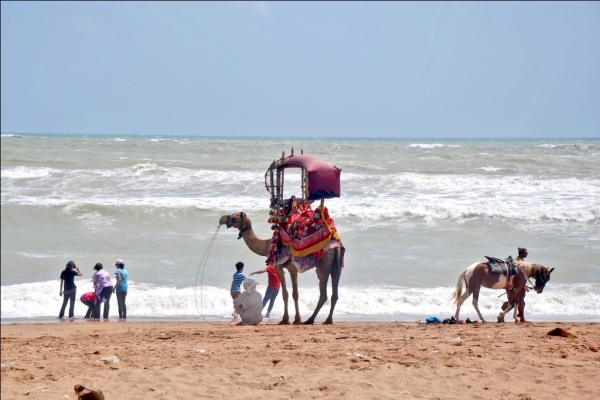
(92, 263), (113, 319)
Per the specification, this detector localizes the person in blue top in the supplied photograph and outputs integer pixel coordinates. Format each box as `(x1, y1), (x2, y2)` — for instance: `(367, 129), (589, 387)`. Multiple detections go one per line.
(112, 259), (128, 319)
(230, 262), (246, 321)
(230, 262), (246, 300)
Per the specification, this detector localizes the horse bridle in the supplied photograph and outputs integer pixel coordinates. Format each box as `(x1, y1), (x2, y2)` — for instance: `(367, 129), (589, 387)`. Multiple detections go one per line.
(225, 214), (252, 240)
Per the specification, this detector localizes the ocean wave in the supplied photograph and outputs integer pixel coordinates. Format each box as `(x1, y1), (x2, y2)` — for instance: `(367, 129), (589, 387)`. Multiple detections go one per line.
(1, 281), (598, 320)
(1, 166), (54, 179)
(1, 134), (24, 138)
(477, 166), (505, 172)
(2, 170), (599, 223)
(409, 143), (461, 149)
(539, 143), (600, 151)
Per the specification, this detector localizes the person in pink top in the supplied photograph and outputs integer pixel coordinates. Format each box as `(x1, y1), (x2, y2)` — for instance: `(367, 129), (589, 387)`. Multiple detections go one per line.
(92, 263), (113, 319)
(249, 265), (281, 318)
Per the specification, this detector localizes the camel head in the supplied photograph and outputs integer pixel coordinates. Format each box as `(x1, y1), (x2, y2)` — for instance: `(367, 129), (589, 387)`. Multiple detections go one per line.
(219, 212), (252, 231)
(533, 266), (554, 294)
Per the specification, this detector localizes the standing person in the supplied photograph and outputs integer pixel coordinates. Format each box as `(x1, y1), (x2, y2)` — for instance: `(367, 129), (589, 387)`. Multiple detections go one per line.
(249, 264), (281, 318)
(233, 279), (263, 325)
(58, 261), (82, 318)
(112, 259), (128, 319)
(80, 291), (96, 319)
(230, 262), (246, 300)
(92, 263), (113, 319)
(515, 247), (528, 262)
(230, 262), (246, 320)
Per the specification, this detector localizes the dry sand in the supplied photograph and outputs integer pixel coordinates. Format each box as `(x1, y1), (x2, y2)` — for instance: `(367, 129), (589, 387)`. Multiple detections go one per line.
(1, 320), (599, 399)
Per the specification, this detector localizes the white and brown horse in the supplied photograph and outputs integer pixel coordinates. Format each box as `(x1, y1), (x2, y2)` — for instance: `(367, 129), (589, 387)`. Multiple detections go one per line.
(452, 261), (554, 323)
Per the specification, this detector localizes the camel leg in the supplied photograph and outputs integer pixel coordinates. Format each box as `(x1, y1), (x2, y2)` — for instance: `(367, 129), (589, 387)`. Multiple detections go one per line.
(290, 271), (302, 324)
(324, 248), (342, 325)
(304, 266), (329, 325)
(275, 265), (290, 325)
(471, 287), (486, 323)
(455, 290), (471, 321)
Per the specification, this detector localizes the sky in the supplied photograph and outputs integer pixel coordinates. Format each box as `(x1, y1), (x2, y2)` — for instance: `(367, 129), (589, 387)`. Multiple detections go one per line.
(1, 1), (599, 138)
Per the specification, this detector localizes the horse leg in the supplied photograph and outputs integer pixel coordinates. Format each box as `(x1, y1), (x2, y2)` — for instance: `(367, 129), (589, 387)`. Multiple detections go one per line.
(324, 248), (342, 325)
(471, 287), (486, 323)
(290, 271), (302, 324)
(275, 265), (290, 325)
(455, 290), (471, 321)
(304, 266), (329, 325)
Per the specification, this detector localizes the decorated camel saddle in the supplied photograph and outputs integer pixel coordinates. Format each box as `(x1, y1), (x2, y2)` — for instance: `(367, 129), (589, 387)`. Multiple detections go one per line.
(264, 150), (342, 272)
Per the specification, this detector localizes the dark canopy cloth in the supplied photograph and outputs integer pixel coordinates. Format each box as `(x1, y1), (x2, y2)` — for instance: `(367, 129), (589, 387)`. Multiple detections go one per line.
(280, 154), (341, 200)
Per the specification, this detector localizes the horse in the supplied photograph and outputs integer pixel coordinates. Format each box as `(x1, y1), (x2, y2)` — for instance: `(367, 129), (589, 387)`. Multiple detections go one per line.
(452, 261), (554, 323)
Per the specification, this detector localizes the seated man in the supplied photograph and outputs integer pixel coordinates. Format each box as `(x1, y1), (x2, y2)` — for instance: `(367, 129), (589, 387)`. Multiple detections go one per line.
(233, 279), (263, 325)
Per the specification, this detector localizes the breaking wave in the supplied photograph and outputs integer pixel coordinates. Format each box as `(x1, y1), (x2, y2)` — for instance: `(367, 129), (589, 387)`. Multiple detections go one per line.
(1, 281), (598, 321)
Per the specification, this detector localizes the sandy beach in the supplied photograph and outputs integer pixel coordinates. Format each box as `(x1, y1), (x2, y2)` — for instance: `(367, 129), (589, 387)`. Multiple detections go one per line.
(1, 321), (599, 399)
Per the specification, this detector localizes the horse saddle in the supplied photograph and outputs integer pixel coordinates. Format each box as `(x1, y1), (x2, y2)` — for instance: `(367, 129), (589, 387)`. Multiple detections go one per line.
(485, 255), (517, 276)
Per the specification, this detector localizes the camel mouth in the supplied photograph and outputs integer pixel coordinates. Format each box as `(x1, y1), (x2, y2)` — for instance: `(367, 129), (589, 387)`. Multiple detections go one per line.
(218, 215), (230, 226)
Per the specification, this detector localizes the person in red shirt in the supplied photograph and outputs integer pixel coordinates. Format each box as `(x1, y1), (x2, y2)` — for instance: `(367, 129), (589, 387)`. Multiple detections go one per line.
(80, 291), (96, 319)
(249, 265), (281, 318)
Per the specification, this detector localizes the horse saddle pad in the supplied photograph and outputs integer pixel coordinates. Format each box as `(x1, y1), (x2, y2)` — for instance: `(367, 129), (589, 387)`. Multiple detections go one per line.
(485, 256), (517, 275)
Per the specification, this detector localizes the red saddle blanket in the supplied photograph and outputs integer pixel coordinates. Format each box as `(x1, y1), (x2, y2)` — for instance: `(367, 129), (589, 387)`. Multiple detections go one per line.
(278, 203), (339, 258)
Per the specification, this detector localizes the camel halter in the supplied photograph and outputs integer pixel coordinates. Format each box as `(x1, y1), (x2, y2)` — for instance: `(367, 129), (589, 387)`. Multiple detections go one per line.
(226, 214), (252, 240)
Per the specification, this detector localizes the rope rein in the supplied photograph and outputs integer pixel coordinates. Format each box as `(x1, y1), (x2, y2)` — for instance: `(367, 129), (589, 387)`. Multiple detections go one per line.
(194, 225), (221, 323)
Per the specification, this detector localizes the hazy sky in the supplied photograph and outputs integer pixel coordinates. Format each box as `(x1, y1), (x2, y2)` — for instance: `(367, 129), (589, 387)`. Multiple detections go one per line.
(2, 1), (599, 138)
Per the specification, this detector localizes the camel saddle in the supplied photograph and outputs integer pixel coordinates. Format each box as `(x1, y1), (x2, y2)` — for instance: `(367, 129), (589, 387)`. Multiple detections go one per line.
(485, 255), (517, 276)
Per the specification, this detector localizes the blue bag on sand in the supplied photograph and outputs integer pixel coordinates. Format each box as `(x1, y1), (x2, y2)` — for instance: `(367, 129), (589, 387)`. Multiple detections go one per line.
(426, 316), (441, 324)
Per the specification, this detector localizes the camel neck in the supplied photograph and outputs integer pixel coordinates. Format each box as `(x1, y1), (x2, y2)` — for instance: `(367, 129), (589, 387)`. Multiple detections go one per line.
(241, 228), (270, 257)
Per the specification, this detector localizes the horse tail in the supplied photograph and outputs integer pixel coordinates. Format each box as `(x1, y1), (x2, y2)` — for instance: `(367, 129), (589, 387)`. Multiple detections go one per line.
(452, 269), (466, 305)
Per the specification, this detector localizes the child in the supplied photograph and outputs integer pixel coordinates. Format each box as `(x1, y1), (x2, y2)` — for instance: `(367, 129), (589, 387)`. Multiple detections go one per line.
(230, 262), (246, 319)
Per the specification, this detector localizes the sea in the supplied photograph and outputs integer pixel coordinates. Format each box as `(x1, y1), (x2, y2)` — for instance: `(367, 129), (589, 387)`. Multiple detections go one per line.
(1, 134), (599, 323)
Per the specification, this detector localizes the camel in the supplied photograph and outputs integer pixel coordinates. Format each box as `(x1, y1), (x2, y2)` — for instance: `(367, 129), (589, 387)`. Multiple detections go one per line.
(219, 212), (344, 324)
(452, 261), (554, 323)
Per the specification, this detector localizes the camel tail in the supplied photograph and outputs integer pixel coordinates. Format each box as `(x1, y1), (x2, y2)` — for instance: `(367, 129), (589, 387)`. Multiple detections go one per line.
(452, 270), (467, 305)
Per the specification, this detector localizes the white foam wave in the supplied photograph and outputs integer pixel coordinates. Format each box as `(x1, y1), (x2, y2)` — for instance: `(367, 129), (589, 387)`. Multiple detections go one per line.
(477, 166), (504, 172)
(409, 143), (460, 149)
(1, 134), (24, 138)
(1, 166), (53, 179)
(1, 281), (598, 320)
(2, 165), (599, 223)
(114, 138), (127, 142)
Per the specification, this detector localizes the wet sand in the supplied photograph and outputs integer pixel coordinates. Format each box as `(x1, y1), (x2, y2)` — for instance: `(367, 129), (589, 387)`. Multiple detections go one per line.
(1, 321), (599, 399)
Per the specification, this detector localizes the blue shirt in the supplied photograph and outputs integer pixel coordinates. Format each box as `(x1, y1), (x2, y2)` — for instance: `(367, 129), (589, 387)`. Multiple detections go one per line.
(230, 271), (246, 293)
(115, 268), (128, 293)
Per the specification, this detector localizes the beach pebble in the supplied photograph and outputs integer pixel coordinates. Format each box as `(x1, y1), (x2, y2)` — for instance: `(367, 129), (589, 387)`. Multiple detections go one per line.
(98, 355), (119, 363)
(347, 352), (366, 359)
(196, 349), (208, 353)
(453, 337), (462, 343)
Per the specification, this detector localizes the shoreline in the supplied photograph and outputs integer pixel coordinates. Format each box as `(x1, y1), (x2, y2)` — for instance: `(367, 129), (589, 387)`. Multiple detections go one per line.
(2, 321), (598, 399)
(3, 313), (600, 325)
